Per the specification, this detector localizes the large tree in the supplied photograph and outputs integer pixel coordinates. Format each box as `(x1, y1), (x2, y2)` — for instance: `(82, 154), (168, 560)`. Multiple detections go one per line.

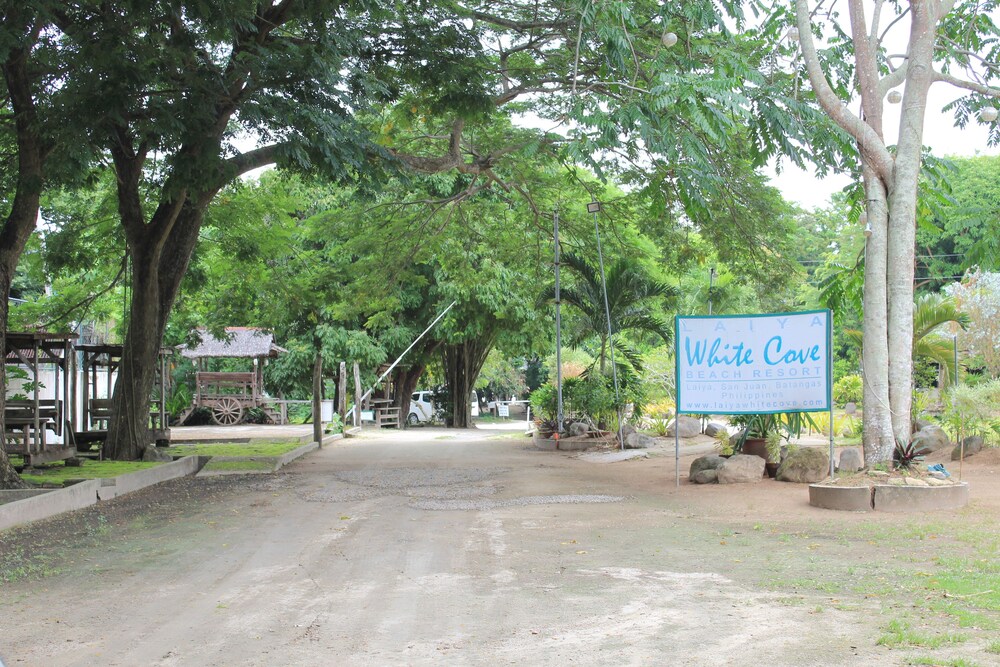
(41, 1), (490, 458)
(792, 0), (1000, 463)
(1, 2), (89, 486)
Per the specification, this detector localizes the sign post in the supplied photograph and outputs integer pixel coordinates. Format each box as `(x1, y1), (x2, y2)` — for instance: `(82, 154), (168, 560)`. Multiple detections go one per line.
(673, 310), (833, 486)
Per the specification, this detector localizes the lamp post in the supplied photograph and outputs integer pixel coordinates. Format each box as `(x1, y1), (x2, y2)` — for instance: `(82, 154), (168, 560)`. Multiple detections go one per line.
(589, 199), (626, 450)
(554, 210), (564, 436)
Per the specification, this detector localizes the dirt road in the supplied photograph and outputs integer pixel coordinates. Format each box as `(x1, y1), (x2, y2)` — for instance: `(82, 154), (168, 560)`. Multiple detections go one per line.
(1, 426), (990, 666)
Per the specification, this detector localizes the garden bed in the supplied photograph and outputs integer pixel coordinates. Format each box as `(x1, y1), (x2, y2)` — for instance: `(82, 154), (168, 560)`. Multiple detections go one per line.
(809, 469), (970, 512)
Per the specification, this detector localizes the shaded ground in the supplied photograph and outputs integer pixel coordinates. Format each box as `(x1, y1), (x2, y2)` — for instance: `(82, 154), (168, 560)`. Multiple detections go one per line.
(1, 425), (998, 666)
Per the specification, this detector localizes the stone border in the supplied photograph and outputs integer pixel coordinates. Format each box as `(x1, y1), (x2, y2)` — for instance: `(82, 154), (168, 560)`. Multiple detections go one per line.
(0, 457), (208, 532)
(808, 482), (970, 512)
(531, 432), (602, 452)
(1, 433), (341, 531)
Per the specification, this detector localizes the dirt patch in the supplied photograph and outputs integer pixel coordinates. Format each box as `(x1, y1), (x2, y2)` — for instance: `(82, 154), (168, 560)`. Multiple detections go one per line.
(1, 429), (998, 666)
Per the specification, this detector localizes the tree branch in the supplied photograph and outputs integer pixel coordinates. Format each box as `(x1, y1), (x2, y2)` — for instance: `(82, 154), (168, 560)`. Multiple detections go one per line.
(932, 70), (1000, 97)
(795, 0), (894, 184)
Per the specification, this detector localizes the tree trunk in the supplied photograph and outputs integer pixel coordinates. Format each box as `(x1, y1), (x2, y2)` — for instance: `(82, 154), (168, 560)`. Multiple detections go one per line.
(337, 361), (347, 427)
(885, 1), (938, 446)
(392, 364), (427, 427)
(312, 348), (323, 446)
(861, 169), (895, 465)
(0, 33), (48, 489)
(353, 363), (362, 427)
(442, 339), (493, 428)
(104, 201), (208, 459)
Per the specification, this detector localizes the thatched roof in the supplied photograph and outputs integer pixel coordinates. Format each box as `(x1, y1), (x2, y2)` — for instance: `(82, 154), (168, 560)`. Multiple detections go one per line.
(179, 328), (286, 360)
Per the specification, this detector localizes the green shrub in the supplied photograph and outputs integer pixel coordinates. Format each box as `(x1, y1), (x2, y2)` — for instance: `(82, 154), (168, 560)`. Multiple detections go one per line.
(832, 374), (863, 407)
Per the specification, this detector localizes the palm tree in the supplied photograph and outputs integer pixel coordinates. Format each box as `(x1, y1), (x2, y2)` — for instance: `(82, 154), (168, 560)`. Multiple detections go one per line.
(545, 253), (677, 373)
(849, 292), (969, 387)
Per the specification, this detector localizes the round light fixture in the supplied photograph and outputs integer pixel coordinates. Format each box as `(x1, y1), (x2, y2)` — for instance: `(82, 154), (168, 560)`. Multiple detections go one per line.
(980, 106), (998, 122)
(661, 32), (678, 47)
(887, 90), (902, 104)
(787, 27), (799, 42)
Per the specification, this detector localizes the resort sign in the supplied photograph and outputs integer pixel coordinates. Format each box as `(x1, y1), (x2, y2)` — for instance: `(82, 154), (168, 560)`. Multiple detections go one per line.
(674, 310), (832, 414)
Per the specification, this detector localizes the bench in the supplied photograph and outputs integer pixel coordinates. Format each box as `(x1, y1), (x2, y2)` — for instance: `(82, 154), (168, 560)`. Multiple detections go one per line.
(4, 400), (61, 454)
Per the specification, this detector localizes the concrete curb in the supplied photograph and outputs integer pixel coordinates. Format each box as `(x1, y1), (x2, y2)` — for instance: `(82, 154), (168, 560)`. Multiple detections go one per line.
(874, 481), (969, 512)
(2, 434), (340, 531)
(275, 441), (319, 470)
(97, 456), (210, 501)
(0, 480), (102, 532)
(808, 484), (873, 512)
(196, 432), (340, 476)
(0, 457), (210, 532)
(809, 481), (970, 512)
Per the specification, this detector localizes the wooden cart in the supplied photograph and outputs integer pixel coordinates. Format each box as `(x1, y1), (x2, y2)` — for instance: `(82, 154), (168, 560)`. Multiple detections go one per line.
(179, 328), (285, 426)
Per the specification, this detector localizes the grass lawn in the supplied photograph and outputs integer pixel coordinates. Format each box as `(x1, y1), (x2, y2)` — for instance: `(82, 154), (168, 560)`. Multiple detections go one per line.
(163, 440), (303, 457)
(20, 460), (163, 486)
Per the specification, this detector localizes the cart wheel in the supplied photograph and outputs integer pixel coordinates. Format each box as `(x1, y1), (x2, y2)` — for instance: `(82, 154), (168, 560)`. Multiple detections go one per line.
(212, 397), (244, 425)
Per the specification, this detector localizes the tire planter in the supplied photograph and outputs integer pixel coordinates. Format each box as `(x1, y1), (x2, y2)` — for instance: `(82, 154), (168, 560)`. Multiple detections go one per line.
(808, 481), (969, 512)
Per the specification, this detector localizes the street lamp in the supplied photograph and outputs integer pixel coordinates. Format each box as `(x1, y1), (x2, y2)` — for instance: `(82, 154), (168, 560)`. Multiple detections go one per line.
(588, 199), (626, 450)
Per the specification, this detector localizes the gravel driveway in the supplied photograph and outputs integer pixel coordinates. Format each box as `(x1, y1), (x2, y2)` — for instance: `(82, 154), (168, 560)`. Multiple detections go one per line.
(0, 425), (902, 666)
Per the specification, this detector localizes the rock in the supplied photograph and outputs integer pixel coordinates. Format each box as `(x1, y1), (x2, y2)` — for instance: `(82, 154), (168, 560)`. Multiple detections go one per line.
(838, 448), (863, 472)
(691, 469), (718, 484)
(568, 422), (589, 437)
(952, 435), (984, 461)
(926, 477), (951, 486)
(717, 454), (765, 484)
(903, 477), (929, 486)
(913, 419), (933, 433)
(704, 422), (725, 437)
(142, 446), (173, 462)
(690, 455), (727, 478)
(624, 432), (656, 449)
(666, 415), (702, 438)
(620, 423), (637, 439)
(910, 425), (951, 453)
(867, 470), (890, 478)
(776, 448), (830, 484)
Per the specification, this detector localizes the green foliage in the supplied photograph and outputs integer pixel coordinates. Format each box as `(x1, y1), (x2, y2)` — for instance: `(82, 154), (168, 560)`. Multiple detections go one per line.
(894, 440), (926, 470)
(939, 382), (1000, 445)
(529, 368), (646, 427)
(529, 384), (558, 422)
(832, 374), (862, 407)
(714, 430), (734, 456)
(729, 411), (819, 451)
(165, 384), (192, 420)
(475, 351), (528, 400)
(325, 413), (343, 434)
(543, 252), (676, 374)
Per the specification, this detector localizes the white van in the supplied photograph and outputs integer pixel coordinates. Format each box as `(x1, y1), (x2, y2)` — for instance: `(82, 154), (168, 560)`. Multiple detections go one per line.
(408, 391), (435, 425)
(408, 390), (479, 425)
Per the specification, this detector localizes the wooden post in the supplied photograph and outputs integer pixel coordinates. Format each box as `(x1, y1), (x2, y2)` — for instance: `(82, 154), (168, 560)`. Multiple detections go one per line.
(312, 350), (323, 447)
(338, 361), (347, 428)
(353, 362), (362, 427)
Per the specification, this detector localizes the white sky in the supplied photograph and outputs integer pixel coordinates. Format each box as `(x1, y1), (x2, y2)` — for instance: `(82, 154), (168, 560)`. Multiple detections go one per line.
(767, 2), (1000, 212)
(769, 85), (1000, 210)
